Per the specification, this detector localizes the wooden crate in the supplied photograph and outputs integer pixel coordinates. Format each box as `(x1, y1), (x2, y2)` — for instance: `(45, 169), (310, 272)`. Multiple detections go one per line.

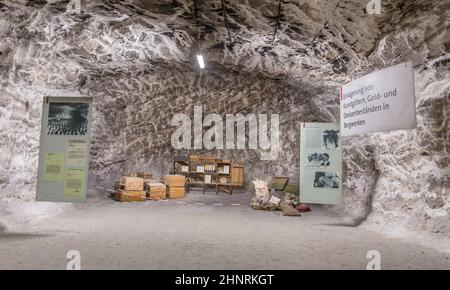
(231, 164), (244, 186)
(167, 186), (185, 199)
(163, 175), (186, 187)
(146, 183), (166, 200)
(137, 172), (152, 180)
(190, 155), (216, 162)
(271, 176), (289, 191)
(120, 177), (144, 191)
(115, 190), (146, 202)
(283, 183), (299, 195)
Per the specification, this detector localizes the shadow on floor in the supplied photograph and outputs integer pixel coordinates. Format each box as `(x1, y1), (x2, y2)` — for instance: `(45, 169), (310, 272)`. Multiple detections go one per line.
(322, 223), (359, 227)
(0, 232), (51, 240)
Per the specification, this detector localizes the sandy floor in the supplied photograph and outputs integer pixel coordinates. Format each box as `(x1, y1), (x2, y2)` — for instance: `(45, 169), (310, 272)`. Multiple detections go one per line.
(0, 191), (449, 270)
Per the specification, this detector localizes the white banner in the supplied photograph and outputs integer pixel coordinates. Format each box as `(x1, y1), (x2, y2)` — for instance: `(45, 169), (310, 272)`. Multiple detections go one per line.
(340, 61), (416, 136)
(300, 123), (342, 205)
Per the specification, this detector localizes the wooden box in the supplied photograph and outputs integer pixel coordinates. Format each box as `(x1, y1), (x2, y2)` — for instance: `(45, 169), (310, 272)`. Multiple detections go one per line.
(163, 175), (185, 187)
(271, 176), (289, 191)
(167, 186), (185, 199)
(146, 183), (166, 200)
(190, 155), (216, 162)
(115, 190), (146, 202)
(120, 177), (144, 191)
(231, 164), (244, 186)
(283, 183), (299, 195)
(137, 172), (152, 180)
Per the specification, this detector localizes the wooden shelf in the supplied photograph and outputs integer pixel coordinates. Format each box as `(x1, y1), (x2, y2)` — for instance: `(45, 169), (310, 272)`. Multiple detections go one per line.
(173, 155), (243, 195)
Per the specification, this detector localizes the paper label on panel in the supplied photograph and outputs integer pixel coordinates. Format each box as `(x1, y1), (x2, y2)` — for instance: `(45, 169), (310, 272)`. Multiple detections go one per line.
(66, 139), (87, 166)
(64, 168), (84, 197)
(44, 153), (65, 182)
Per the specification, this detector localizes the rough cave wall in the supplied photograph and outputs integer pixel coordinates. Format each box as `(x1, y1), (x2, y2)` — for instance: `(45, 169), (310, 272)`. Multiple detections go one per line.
(336, 1), (449, 239)
(0, 0), (448, 240)
(89, 64), (339, 191)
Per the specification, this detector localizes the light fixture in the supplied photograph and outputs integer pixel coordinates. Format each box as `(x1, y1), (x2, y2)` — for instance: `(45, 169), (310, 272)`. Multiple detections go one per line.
(196, 54), (205, 69)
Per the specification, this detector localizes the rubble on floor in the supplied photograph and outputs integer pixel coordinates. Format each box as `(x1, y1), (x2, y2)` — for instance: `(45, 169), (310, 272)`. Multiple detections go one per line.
(250, 179), (310, 216)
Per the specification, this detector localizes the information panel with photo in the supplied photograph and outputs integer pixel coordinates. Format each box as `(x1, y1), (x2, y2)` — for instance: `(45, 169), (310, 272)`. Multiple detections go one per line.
(47, 102), (89, 136)
(36, 97), (92, 203)
(300, 122), (342, 205)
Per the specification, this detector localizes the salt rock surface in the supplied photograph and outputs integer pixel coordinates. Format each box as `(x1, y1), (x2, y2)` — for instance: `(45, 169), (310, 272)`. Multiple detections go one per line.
(0, 1), (448, 242)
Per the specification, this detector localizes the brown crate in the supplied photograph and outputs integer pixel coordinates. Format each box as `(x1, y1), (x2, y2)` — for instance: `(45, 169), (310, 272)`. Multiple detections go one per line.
(231, 164), (244, 186)
(189, 154), (200, 161)
(190, 154), (215, 162)
(167, 186), (185, 199)
(114, 181), (121, 191)
(146, 183), (166, 200)
(271, 176), (289, 191)
(148, 191), (166, 201)
(145, 179), (160, 185)
(130, 190), (146, 198)
(136, 172), (152, 180)
(202, 156), (216, 161)
(120, 177), (144, 190)
(163, 175), (185, 187)
(145, 182), (165, 191)
(115, 190), (146, 202)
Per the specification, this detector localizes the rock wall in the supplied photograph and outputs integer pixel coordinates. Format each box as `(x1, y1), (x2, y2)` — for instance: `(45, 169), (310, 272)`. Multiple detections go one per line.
(334, 1), (450, 241)
(88, 64), (337, 190)
(338, 68), (449, 240)
(0, 0), (448, 241)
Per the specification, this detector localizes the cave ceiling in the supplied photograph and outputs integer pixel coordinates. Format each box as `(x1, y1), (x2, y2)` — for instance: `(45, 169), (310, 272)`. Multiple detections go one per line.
(0, 0), (447, 87)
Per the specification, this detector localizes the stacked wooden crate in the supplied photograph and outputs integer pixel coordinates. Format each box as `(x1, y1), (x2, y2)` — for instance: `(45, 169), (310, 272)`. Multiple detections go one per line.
(137, 172), (152, 181)
(116, 176), (146, 202)
(163, 175), (186, 199)
(145, 181), (166, 201)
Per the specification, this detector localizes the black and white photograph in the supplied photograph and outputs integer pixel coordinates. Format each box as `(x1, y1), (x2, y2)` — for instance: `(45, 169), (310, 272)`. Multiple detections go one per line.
(307, 152), (330, 168)
(313, 171), (339, 189)
(47, 103), (89, 136)
(323, 129), (340, 150)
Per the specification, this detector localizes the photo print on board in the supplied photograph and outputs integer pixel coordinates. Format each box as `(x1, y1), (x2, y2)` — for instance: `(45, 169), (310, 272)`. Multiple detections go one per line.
(323, 129), (340, 150)
(47, 103), (89, 136)
(313, 171), (339, 189)
(307, 152), (331, 168)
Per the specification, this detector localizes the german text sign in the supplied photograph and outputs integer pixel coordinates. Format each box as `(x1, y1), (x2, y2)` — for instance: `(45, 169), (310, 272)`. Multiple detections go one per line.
(340, 62), (416, 136)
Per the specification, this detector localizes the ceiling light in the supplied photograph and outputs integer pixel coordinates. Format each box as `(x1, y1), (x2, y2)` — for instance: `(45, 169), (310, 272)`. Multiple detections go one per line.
(197, 54), (205, 69)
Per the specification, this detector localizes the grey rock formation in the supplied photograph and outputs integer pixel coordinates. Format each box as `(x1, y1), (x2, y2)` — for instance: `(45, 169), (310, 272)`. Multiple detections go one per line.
(0, 0), (448, 240)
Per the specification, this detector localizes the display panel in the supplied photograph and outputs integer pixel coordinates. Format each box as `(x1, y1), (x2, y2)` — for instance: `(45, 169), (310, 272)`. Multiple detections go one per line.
(36, 96), (93, 202)
(300, 122), (342, 205)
